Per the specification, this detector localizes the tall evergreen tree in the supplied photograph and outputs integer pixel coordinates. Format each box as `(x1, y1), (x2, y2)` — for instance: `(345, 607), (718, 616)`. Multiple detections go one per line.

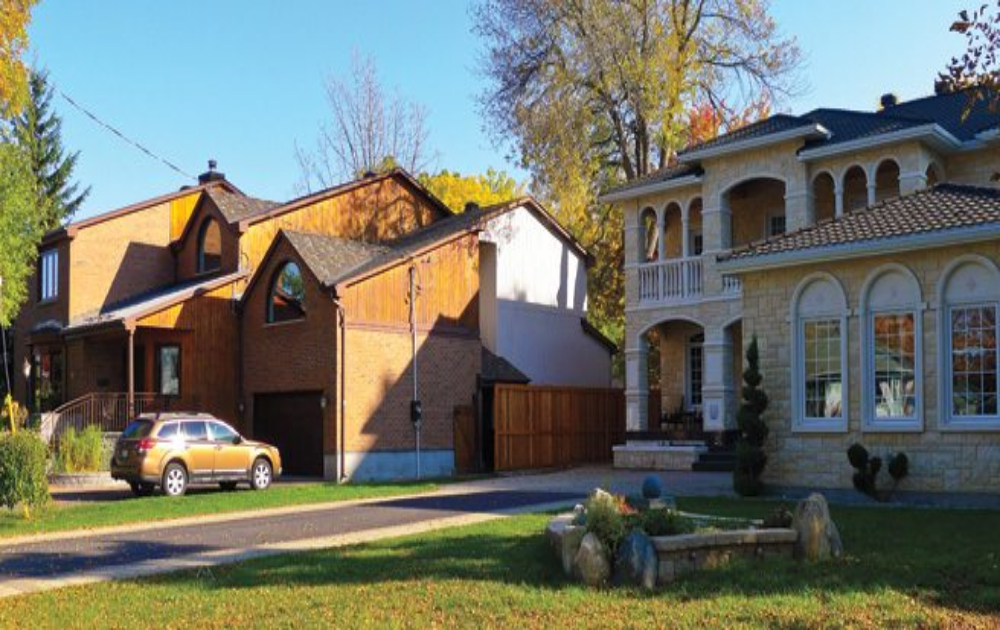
(7, 70), (89, 230)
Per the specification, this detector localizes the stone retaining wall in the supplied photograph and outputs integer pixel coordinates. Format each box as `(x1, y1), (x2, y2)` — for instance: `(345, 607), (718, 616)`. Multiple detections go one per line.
(652, 529), (796, 584)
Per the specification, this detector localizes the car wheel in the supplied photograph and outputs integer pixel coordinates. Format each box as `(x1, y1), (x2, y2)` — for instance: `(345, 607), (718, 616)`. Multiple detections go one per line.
(162, 462), (188, 497)
(219, 481), (238, 492)
(250, 458), (272, 491)
(130, 482), (154, 497)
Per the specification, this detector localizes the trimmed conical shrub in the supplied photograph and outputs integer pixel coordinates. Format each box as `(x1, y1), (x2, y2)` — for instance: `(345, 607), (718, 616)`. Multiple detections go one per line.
(733, 334), (769, 496)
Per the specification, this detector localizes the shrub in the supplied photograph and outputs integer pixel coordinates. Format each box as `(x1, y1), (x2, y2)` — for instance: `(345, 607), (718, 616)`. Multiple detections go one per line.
(638, 508), (695, 537)
(733, 335), (769, 496)
(584, 493), (626, 554)
(761, 504), (793, 529)
(847, 442), (910, 502)
(1, 398), (28, 432)
(57, 426), (105, 473)
(0, 431), (50, 518)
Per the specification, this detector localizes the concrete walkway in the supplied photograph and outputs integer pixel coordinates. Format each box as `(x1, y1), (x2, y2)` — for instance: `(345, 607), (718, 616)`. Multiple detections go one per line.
(0, 467), (732, 598)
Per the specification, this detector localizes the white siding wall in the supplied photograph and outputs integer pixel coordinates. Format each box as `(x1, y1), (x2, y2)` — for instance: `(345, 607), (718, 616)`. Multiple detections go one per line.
(481, 205), (612, 387)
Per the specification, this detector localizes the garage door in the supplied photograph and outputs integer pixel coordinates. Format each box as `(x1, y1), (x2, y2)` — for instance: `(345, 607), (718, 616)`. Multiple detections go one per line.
(253, 392), (324, 477)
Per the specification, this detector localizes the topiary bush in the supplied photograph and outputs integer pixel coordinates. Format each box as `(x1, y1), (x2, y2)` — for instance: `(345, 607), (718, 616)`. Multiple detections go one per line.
(56, 426), (105, 473)
(847, 442), (910, 502)
(0, 431), (50, 518)
(733, 334), (769, 496)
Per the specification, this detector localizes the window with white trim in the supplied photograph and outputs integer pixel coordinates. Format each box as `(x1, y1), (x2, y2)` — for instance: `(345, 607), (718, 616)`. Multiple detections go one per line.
(940, 257), (1000, 429)
(39, 249), (58, 301)
(860, 266), (922, 431)
(791, 274), (849, 431)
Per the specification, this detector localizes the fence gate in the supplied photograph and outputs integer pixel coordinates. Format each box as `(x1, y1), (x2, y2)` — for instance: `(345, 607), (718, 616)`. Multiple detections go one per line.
(492, 384), (625, 471)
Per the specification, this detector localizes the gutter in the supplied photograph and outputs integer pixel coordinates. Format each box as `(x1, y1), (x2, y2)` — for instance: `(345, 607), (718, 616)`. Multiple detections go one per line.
(717, 223), (1000, 274)
(332, 293), (347, 483)
(796, 123), (962, 161)
(677, 123), (830, 163)
(597, 174), (703, 204)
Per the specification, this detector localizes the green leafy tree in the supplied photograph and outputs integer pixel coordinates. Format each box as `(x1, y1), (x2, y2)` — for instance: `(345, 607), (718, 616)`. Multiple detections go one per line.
(473, 0), (800, 352)
(417, 168), (523, 213)
(0, 0), (37, 117)
(734, 334), (769, 496)
(0, 142), (41, 326)
(7, 70), (90, 229)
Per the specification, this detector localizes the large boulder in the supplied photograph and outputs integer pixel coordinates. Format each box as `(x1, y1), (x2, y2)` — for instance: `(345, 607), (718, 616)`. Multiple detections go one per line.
(560, 525), (586, 576)
(612, 531), (658, 590)
(792, 493), (843, 561)
(574, 532), (611, 587)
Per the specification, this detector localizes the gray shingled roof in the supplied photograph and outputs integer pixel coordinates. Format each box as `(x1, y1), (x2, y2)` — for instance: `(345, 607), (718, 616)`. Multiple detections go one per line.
(204, 188), (280, 223)
(680, 114), (818, 155)
(282, 231), (390, 287)
(720, 184), (1000, 265)
(597, 163), (704, 198)
(481, 348), (531, 384)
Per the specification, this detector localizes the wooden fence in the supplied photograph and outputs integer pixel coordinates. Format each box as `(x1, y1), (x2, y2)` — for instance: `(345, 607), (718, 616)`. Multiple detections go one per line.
(493, 384), (625, 471)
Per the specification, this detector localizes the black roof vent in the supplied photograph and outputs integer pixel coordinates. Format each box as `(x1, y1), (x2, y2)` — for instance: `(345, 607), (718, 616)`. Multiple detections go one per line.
(198, 159), (226, 185)
(362, 170), (377, 179)
(879, 93), (899, 110)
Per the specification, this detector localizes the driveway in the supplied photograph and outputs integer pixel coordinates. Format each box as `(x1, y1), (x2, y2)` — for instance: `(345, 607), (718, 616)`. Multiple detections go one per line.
(4, 467), (732, 597)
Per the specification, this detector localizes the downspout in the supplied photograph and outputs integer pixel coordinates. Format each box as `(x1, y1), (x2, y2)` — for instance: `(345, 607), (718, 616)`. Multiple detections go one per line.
(409, 264), (421, 480)
(332, 293), (347, 483)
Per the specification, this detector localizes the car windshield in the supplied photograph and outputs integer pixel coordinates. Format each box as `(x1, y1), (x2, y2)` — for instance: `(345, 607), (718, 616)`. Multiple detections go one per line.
(121, 420), (154, 439)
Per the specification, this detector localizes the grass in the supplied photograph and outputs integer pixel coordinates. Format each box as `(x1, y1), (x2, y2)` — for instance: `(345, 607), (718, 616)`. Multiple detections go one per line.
(0, 481), (437, 539)
(1, 497), (997, 628)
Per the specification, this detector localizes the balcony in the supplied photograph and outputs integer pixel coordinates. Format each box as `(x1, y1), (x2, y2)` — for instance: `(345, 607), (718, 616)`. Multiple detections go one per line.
(636, 257), (741, 306)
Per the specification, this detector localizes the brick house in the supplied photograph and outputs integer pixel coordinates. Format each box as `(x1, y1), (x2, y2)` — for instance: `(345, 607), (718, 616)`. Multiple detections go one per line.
(12, 166), (611, 480)
(601, 89), (1000, 492)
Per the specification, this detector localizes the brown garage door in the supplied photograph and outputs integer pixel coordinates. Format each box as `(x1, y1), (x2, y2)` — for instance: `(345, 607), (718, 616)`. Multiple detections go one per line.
(253, 392), (324, 477)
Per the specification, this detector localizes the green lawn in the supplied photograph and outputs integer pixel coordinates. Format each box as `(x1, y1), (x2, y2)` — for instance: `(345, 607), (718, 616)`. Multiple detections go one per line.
(2, 497), (997, 628)
(0, 481), (437, 539)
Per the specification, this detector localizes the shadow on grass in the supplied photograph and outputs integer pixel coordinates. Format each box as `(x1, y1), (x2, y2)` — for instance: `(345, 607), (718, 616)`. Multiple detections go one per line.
(159, 500), (1000, 617)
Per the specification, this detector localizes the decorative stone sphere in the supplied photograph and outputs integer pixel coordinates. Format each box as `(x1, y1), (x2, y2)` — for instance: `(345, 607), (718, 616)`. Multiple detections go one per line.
(641, 475), (663, 499)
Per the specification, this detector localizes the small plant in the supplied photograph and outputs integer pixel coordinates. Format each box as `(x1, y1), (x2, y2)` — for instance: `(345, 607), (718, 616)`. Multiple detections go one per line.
(761, 504), (793, 529)
(1, 397), (27, 433)
(583, 493), (626, 554)
(638, 508), (695, 537)
(734, 335), (769, 496)
(847, 442), (910, 502)
(0, 431), (50, 518)
(56, 426), (105, 473)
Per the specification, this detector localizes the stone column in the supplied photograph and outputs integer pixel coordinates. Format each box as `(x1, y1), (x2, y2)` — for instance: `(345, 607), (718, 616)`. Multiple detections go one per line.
(866, 181), (876, 207)
(700, 326), (735, 432)
(702, 199), (731, 253)
(785, 187), (811, 231)
(625, 346), (649, 432)
(898, 170), (927, 196)
(656, 210), (666, 261)
(834, 183), (844, 218)
(681, 205), (691, 259)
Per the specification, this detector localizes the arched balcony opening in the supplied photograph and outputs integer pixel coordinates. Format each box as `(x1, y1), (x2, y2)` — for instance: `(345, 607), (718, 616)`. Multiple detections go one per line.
(843, 165), (868, 212)
(926, 162), (944, 187)
(662, 202), (684, 259)
(725, 177), (786, 249)
(874, 159), (901, 203)
(688, 198), (703, 256)
(812, 172), (836, 223)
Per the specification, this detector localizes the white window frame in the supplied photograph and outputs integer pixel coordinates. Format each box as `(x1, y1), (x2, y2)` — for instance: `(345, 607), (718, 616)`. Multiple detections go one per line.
(859, 264), (924, 432)
(684, 334), (704, 411)
(937, 255), (1000, 432)
(39, 249), (58, 302)
(791, 273), (849, 433)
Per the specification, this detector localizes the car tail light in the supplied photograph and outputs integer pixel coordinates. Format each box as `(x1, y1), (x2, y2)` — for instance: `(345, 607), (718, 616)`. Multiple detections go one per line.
(136, 438), (156, 453)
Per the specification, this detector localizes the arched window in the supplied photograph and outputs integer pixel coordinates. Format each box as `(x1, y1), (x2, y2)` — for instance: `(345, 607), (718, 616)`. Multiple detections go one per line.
(791, 273), (849, 432)
(639, 207), (659, 262)
(874, 159), (901, 203)
(842, 165), (868, 212)
(812, 172), (836, 223)
(939, 256), (1000, 428)
(860, 264), (922, 430)
(197, 218), (222, 273)
(925, 163), (943, 187)
(267, 261), (306, 323)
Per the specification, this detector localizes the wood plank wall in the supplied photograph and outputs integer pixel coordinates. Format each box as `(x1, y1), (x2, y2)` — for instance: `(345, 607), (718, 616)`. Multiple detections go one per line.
(493, 384), (625, 471)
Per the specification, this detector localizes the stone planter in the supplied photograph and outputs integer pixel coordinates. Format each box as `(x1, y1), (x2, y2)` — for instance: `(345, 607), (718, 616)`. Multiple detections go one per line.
(652, 528), (797, 584)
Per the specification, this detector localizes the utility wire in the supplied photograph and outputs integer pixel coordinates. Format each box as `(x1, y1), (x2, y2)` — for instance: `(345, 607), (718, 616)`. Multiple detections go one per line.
(56, 89), (197, 181)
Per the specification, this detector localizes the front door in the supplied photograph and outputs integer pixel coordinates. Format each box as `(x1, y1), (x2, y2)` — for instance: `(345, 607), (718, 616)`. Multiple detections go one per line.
(208, 421), (250, 480)
(181, 420), (214, 481)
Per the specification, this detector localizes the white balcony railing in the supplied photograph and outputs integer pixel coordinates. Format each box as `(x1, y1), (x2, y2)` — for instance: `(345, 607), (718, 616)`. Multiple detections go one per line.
(722, 275), (742, 296)
(637, 258), (703, 304)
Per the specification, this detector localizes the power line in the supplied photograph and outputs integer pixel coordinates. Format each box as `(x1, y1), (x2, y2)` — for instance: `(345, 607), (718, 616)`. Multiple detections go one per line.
(56, 89), (197, 181)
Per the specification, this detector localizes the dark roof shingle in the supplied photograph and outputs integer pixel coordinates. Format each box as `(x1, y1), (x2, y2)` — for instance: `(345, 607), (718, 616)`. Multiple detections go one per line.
(282, 231), (389, 287)
(205, 188), (280, 223)
(481, 348), (531, 384)
(721, 184), (1000, 265)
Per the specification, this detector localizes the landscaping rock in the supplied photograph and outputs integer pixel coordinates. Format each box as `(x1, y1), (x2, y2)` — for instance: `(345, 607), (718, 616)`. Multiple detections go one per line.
(612, 531), (658, 590)
(574, 532), (611, 587)
(792, 493), (842, 561)
(560, 525), (586, 576)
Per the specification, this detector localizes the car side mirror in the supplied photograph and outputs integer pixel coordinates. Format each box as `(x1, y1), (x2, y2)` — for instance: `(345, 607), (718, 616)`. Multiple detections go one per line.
(232, 435), (243, 445)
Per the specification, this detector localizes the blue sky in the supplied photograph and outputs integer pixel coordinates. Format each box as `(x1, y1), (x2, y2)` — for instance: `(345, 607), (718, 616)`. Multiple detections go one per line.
(27, 1), (971, 219)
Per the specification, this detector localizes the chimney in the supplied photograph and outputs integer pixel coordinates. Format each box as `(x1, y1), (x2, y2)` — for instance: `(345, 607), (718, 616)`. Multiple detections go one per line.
(879, 93), (899, 110)
(198, 159), (226, 185)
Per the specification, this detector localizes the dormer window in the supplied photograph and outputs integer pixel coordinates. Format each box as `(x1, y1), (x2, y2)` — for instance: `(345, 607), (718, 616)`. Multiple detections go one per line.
(39, 249), (59, 302)
(196, 218), (222, 273)
(267, 261), (306, 323)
